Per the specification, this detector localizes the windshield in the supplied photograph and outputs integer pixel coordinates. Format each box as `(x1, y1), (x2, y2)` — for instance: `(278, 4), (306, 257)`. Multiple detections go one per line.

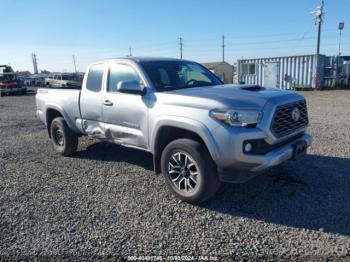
(140, 60), (223, 92)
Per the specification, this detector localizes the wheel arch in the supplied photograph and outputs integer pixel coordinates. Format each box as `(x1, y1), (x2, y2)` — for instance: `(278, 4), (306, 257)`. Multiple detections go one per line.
(45, 105), (77, 137)
(151, 117), (219, 174)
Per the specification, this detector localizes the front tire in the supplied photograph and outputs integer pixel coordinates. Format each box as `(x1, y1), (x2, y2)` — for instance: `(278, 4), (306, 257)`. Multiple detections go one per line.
(50, 117), (78, 156)
(161, 138), (220, 204)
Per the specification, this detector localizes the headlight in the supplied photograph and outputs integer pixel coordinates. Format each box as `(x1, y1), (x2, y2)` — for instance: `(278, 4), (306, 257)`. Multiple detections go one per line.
(210, 109), (262, 127)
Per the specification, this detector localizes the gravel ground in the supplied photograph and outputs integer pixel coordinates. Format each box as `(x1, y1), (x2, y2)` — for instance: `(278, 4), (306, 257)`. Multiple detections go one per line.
(0, 89), (350, 260)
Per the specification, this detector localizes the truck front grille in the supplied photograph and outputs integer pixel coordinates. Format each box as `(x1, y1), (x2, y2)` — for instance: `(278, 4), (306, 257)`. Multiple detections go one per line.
(271, 100), (308, 138)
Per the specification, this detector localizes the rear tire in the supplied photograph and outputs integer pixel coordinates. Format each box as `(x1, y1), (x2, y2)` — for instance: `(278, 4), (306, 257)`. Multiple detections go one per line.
(50, 117), (78, 156)
(161, 138), (220, 204)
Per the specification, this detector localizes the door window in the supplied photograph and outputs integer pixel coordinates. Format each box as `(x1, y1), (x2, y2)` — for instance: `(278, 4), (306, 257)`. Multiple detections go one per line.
(108, 64), (140, 92)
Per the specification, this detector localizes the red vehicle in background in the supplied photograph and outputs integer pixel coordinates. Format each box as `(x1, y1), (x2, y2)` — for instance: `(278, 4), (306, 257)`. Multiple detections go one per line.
(0, 65), (26, 96)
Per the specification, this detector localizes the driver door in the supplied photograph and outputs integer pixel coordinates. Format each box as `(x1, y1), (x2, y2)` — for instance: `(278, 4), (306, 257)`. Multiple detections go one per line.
(102, 62), (149, 149)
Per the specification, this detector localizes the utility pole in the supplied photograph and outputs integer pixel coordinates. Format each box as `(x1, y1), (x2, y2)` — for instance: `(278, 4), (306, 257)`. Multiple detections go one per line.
(311, 0), (324, 89)
(72, 55), (77, 73)
(32, 53), (38, 74)
(338, 22), (345, 56)
(337, 22), (345, 87)
(179, 37), (183, 59)
(222, 35), (225, 62)
(128, 47), (132, 57)
(311, 0), (324, 56)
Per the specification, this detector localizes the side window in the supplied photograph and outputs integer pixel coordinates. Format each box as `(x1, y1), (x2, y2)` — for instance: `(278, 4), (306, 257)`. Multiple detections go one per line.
(187, 71), (211, 83)
(177, 65), (211, 85)
(241, 63), (256, 75)
(86, 64), (105, 92)
(159, 68), (171, 86)
(108, 64), (140, 92)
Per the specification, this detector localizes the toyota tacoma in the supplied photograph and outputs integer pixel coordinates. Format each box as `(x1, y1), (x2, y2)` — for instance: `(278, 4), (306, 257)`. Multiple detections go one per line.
(36, 57), (312, 203)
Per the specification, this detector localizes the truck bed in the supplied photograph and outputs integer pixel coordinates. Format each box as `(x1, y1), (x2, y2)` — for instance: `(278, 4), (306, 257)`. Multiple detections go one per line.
(35, 88), (82, 133)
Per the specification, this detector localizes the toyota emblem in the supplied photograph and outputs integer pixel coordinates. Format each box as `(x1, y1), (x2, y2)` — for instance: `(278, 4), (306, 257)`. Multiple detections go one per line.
(291, 107), (300, 122)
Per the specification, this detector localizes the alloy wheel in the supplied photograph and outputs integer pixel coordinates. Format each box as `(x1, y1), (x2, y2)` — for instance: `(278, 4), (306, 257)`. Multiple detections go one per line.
(167, 151), (199, 193)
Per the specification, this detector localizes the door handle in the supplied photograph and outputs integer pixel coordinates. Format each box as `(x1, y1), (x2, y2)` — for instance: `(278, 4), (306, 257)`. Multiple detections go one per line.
(103, 100), (113, 106)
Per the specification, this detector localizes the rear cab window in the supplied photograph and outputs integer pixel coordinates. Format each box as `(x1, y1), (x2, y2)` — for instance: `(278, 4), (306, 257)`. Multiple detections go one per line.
(86, 64), (105, 92)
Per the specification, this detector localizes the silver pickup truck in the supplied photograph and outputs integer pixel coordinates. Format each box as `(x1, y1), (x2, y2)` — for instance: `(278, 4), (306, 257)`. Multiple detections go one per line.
(36, 57), (312, 203)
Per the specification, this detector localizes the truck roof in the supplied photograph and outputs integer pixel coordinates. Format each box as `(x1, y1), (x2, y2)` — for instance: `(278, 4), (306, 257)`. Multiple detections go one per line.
(94, 57), (192, 64)
(126, 57), (188, 62)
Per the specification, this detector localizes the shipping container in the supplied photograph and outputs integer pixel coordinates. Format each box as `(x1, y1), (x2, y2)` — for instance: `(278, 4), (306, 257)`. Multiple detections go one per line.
(237, 54), (326, 89)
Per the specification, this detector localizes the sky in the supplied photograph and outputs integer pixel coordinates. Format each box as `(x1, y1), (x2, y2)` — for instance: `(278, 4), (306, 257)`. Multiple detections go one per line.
(1, 0), (349, 72)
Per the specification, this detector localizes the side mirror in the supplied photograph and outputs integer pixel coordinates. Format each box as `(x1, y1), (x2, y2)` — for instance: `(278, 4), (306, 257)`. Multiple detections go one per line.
(117, 80), (145, 95)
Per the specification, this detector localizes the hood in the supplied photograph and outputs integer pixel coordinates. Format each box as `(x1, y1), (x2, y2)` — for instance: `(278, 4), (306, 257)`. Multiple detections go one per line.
(156, 84), (302, 110)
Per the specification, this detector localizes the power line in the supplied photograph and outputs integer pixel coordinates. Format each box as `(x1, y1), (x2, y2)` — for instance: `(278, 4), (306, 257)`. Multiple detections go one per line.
(175, 28), (338, 45)
(194, 36), (316, 47)
(27, 34), (349, 66)
(33, 32), (348, 61)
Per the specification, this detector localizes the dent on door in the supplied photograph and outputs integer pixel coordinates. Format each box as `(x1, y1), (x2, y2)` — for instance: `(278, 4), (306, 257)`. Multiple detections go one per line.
(103, 93), (149, 149)
(102, 63), (149, 149)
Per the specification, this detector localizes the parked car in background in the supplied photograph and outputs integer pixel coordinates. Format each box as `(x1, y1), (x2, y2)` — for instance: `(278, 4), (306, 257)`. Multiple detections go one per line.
(23, 77), (35, 86)
(44, 74), (54, 86)
(19, 75), (45, 87)
(36, 57), (312, 203)
(18, 76), (28, 85)
(34, 76), (45, 86)
(45, 73), (82, 88)
(0, 65), (26, 95)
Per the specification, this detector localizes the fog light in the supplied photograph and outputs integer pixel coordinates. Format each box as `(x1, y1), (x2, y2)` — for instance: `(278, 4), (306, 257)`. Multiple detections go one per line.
(244, 143), (252, 152)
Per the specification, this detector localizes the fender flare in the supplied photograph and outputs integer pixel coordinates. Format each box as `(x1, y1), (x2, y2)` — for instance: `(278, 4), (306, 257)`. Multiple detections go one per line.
(45, 103), (80, 133)
(150, 116), (219, 161)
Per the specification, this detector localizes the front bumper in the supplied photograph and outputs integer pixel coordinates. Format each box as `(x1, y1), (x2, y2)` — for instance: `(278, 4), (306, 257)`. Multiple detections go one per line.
(250, 133), (311, 172)
(211, 124), (312, 182)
